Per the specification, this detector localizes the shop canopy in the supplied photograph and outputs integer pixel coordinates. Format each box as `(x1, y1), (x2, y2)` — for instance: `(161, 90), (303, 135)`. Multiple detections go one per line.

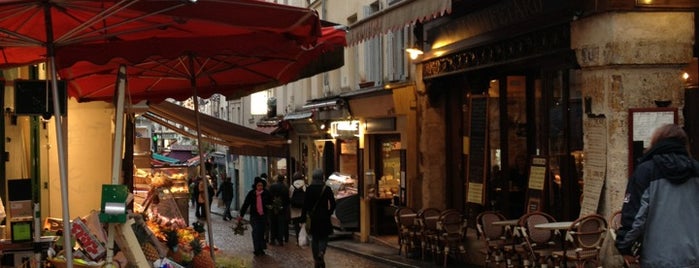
(145, 101), (288, 157)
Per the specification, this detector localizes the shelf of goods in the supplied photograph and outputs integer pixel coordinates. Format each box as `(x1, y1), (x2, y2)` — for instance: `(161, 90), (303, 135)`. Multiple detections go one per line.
(326, 173), (359, 230)
(133, 168), (190, 226)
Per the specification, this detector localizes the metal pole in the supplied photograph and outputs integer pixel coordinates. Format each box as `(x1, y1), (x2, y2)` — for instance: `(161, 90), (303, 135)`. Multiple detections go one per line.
(189, 54), (216, 261)
(45, 5), (73, 267)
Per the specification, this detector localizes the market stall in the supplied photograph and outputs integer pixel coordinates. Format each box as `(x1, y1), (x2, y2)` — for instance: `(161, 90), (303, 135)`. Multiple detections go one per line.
(134, 167), (191, 225)
(326, 173), (359, 230)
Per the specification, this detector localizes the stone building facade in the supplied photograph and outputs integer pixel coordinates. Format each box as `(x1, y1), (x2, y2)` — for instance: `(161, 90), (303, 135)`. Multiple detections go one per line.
(414, 0), (697, 221)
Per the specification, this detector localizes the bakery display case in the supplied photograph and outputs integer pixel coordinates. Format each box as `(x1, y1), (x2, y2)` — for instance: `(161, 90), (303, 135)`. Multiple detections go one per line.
(326, 173), (359, 230)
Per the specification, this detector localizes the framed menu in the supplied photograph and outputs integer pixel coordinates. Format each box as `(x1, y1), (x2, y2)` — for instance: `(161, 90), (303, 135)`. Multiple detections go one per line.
(525, 156), (548, 213)
(628, 107), (677, 175)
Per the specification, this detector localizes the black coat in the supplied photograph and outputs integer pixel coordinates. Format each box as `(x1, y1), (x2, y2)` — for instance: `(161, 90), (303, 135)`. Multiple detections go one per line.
(240, 189), (272, 220)
(218, 181), (234, 202)
(301, 182), (336, 237)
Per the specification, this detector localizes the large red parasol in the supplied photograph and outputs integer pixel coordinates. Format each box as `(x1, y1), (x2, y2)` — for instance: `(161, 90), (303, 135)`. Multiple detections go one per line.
(0, 0), (322, 68)
(0, 1), (323, 266)
(59, 26), (346, 103)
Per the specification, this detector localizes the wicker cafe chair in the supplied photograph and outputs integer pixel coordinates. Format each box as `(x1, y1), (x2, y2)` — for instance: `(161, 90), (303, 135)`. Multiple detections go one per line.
(553, 214), (608, 268)
(476, 211), (508, 267)
(417, 207), (442, 260)
(518, 211), (558, 267)
(436, 210), (468, 267)
(394, 206), (419, 256)
(609, 210), (622, 240)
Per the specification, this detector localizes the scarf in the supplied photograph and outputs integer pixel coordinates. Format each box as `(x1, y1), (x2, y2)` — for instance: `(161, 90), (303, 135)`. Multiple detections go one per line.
(255, 189), (264, 215)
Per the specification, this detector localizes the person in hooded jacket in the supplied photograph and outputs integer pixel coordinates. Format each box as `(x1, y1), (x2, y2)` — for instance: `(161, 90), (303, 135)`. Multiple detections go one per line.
(301, 169), (336, 268)
(289, 171), (306, 243)
(616, 124), (699, 267)
(239, 177), (272, 256)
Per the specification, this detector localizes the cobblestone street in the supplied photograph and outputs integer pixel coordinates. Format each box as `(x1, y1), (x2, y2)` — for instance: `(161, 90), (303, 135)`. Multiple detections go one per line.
(189, 203), (395, 268)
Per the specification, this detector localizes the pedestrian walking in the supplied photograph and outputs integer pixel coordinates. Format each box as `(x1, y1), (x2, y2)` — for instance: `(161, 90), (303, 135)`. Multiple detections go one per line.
(189, 177), (199, 208)
(196, 175), (214, 219)
(216, 176), (234, 221)
(239, 177), (272, 256)
(269, 174), (290, 246)
(616, 124), (699, 267)
(301, 169), (336, 268)
(289, 171), (306, 242)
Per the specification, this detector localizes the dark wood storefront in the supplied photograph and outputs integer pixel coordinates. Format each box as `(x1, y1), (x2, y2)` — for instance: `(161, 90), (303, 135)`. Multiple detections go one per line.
(422, 0), (699, 221)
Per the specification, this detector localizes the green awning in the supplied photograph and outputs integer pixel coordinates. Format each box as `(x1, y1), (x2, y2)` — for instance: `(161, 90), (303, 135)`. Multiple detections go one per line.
(152, 153), (181, 164)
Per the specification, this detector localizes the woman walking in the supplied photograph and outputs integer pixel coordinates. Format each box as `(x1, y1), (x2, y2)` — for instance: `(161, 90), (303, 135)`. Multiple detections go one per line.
(301, 169), (336, 268)
(239, 177), (272, 256)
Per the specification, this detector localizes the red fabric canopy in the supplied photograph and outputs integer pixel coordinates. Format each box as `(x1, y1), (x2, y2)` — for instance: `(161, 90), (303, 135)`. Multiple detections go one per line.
(0, 0), (322, 68)
(59, 26), (346, 103)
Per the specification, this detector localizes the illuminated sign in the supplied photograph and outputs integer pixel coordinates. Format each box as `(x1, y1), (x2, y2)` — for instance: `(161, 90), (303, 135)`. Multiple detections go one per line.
(330, 120), (359, 138)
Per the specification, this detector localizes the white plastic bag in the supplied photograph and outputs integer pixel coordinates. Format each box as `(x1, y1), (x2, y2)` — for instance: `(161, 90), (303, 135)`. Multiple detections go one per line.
(298, 223), (308, 247)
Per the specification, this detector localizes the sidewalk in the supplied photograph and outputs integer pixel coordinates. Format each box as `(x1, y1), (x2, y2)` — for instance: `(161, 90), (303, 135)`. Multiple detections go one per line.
(209, 203), (485, 268)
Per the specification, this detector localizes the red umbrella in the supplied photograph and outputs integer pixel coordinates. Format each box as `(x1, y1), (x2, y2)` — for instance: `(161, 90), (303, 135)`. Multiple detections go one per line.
(59, 26), (347, 103)
(0, 1), (323, 266)
(0, 0), (322, 68)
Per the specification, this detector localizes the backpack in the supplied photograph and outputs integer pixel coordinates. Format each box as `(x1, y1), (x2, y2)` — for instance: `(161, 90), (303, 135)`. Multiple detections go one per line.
(290, 184), (305, 208)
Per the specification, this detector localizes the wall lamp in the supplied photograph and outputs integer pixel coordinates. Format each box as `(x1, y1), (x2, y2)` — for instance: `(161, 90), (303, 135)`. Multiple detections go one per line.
(405, 45), (424, 60)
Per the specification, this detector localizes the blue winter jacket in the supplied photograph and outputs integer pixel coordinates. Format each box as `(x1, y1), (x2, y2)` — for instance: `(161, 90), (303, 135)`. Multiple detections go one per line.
(616, 139), (699, 267)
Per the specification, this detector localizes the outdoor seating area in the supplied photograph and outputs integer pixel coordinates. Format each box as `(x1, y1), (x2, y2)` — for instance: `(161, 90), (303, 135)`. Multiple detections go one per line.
(393, 207), (469, 267)
(472, 211), (608, 268)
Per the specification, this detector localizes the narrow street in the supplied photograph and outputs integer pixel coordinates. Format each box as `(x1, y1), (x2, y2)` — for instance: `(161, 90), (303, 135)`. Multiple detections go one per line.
(189, 203), (395, 268)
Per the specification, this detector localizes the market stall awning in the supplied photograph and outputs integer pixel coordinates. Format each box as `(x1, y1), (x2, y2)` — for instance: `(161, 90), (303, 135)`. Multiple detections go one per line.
(146, 101), (288, 157)
(347, 0), (451, 45)
(152, 153), (181, 164)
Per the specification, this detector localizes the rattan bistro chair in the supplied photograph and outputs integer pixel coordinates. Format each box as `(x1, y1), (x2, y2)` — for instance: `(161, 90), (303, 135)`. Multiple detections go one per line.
(476, 211), (509, 267)
(417, 207), (442, 260)
(394, 206), (419, 256)
(552, 214), (608, 268)
(518, 211), (558, 267)
(436, 210), (468, 267)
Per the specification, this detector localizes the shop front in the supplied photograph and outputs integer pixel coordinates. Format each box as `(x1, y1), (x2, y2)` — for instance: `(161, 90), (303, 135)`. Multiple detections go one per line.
(417, 0), (697, 222)
(343, 85), (418, 237)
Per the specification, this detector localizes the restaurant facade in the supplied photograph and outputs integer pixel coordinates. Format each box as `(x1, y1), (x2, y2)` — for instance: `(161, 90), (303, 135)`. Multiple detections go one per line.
(409, 0), (698, 221)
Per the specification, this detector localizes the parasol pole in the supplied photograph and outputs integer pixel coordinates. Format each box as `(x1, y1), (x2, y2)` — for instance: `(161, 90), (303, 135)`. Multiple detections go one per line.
(45, 5), (74, 268)
(111, 65), (127, 185)
(104, 65), (127, 268)
(189, 53), (216, 261)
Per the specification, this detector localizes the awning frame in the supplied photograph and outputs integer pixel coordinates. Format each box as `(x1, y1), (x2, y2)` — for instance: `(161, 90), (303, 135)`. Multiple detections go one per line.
(146, 101), (288, 157)
(347, 0), (451, 45)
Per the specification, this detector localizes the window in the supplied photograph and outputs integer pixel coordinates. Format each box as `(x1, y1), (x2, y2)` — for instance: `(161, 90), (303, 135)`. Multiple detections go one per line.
(363, 2), (382, 84)
(386, 27), (409, 81)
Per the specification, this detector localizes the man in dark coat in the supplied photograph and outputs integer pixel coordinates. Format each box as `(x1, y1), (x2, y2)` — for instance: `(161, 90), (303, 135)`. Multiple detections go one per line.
(216, 176), (234, 221)
(268, 175), (290, 246)
(301, 169), (336, 268)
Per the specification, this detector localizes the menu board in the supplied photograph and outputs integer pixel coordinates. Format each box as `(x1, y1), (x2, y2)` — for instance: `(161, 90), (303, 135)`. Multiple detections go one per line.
(628, 107), (677, 175)
(526, 156), (548, 213)
(466, 96), (488, 205)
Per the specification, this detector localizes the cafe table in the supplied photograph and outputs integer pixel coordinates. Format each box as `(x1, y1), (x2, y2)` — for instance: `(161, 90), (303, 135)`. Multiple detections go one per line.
(534, 221), (575, 267)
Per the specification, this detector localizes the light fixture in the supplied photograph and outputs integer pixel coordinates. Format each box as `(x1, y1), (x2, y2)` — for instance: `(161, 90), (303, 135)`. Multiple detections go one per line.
(406, 46), (424, 60)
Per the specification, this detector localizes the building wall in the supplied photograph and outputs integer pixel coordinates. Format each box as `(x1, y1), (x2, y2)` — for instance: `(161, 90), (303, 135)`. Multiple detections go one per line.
(572, 11), (694, 215)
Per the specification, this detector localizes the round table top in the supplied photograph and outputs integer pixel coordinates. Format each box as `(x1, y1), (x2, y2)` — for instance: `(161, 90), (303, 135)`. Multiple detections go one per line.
(534, 221), (574, 230)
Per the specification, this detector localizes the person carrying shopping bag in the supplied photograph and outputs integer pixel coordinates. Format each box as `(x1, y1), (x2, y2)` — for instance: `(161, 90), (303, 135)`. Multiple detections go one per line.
(301, 169), (336, 268)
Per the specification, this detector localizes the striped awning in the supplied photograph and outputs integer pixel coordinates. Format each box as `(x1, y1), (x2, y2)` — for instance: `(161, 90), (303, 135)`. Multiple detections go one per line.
(347, 0), (451, 45)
